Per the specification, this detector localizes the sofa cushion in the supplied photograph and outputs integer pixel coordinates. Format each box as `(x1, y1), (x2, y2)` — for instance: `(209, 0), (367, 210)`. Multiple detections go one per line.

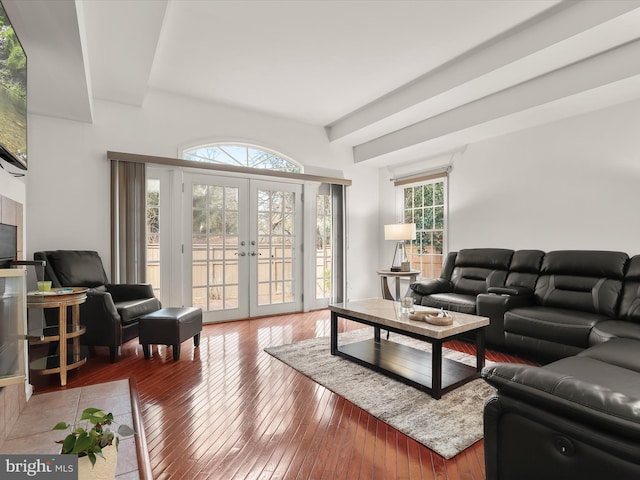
(420, 292), (476, 314)
(510, 250), (545, 273)
(505, 306), (608, 348)
(450, 248), (513, 296)
(454, 248), (513, 269)
(577, 338), (640, 374)
(540, 250), (628, 278)
(451, 267), (508, 295)
(589, 320), (640, 345)
(115, 298), (162, 325)
(504, 250), (544, 291)
(533, 250), (627, 317)
(509, 355), (640, 408)
(48, 250), (109, 288)
(534, 275), (623, 317)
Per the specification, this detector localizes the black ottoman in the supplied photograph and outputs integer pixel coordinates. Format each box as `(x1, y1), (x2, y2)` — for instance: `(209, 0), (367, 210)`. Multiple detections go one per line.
(139, 307), (203, 360)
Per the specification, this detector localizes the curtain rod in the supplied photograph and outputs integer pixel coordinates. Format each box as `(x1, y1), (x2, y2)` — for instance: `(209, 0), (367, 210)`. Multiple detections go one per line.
(391, 165), (452, 186)
(107, 151), (352, 186)
(390, 145), (465, 186)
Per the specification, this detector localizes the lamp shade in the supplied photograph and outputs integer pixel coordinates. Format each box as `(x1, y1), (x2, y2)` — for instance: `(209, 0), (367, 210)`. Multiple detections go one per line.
(384, 223), (416, 241)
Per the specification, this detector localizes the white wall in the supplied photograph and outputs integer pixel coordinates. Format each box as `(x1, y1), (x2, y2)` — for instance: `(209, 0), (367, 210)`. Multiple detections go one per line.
(33, 87), (640, 304)
(378, 98), (640, 264)
(450, 99), (640, 254)
(25, 90), (380, 300)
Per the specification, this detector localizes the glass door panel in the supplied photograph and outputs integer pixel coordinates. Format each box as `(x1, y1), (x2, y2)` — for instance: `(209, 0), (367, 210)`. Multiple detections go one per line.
(185, 175), (249, 322)
(185, 175), (301, 321)
(250, 181), (302, 316)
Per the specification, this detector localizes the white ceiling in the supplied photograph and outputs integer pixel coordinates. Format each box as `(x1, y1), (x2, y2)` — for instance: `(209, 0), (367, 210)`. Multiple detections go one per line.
(5, 0), (640, 167)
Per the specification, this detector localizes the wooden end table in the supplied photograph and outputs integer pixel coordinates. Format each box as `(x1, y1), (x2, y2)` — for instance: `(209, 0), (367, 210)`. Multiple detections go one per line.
(376, 269), (420, 301)
(27, 287), (88, 386)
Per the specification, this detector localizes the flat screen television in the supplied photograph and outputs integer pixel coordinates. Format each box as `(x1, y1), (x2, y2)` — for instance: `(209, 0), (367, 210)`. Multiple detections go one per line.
(0, 1), (26, 171)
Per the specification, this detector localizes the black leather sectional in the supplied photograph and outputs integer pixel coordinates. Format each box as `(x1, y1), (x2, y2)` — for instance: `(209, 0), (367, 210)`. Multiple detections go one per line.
(482, 340), (640, 480)
(409, 248), (640, 361)
(409, 248), (640, 479)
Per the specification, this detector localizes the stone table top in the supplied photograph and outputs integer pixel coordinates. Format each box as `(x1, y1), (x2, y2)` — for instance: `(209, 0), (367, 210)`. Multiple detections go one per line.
(329, 297), (489, 340)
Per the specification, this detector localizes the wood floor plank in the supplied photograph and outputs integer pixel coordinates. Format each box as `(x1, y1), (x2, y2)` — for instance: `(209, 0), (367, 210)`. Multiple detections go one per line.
(388, 424), (405, 480)
(406, 436), (424, 480)
(29, 309), (530, 479)
(318, 398), (353, 480)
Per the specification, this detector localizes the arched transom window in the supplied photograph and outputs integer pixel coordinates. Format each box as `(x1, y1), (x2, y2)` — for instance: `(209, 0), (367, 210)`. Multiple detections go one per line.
(183, 144), (302, 173)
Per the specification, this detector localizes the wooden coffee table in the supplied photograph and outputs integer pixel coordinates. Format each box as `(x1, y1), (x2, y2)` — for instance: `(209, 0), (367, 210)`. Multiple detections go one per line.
(329, 298), (489, 399)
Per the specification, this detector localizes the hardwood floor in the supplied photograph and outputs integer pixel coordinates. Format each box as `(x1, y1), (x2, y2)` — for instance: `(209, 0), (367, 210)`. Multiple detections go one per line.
(30, 309), (529, 479)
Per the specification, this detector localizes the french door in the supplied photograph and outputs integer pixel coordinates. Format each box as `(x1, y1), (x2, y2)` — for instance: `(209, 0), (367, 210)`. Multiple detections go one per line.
(183, 173), (303, 322)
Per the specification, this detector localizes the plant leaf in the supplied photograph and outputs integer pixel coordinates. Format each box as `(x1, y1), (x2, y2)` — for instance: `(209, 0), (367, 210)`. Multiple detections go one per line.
(80, 407), (102, 420)
(52, 422), (69, 431)
(61, 434), (76, 454)
(72, 432), (93, 454)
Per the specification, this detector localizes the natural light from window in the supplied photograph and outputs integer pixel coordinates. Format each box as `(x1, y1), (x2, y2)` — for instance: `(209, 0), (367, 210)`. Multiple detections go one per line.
(183, 144), (302, 173)
(402, 179), (446, 279)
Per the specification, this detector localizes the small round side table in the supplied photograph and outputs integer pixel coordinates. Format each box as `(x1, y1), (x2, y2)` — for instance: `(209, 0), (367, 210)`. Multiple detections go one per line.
(376, 269), (420, 301)
(27, 287), (87, 386)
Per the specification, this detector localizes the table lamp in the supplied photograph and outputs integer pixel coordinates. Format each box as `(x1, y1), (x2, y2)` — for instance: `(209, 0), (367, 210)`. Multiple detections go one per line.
(384, 223), (416, 272)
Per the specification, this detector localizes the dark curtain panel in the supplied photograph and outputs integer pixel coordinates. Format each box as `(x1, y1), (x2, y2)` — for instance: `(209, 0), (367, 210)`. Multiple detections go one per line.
(330, 184), (346, 303)
(110, 160), (146, 283)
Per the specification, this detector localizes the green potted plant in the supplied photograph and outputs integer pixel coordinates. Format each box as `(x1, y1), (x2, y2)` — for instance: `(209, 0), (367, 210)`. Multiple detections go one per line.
(53, 407), (135, 478)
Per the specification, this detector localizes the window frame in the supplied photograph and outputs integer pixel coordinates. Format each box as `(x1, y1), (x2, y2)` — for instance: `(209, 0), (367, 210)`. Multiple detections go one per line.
(315, 185), (332, 301)
(182, 143), (303, 173)
(396, 176), (448, 280)
(145, 177), (161, 301)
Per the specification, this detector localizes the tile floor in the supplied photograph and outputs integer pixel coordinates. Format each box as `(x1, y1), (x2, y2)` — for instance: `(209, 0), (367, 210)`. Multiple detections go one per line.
(0, 379), (140, 479)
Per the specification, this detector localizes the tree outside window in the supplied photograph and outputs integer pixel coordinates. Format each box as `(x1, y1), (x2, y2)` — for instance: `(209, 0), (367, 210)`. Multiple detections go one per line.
(146, 179), (161, 301)
(316, 189), (332, 300)
(402, 179), (445, 279)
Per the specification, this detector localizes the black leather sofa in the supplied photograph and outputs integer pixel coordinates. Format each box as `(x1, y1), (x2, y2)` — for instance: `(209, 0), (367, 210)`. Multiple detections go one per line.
(409, 248), (640, 478)
(483, 340), (640, 480)
(34, 250), (161, 362)
(409, 248), (640, 362)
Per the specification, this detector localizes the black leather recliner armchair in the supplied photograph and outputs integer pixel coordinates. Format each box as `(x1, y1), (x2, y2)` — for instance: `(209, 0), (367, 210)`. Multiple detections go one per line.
(34, 250), (161, 362)
(408, 248), (514, 314)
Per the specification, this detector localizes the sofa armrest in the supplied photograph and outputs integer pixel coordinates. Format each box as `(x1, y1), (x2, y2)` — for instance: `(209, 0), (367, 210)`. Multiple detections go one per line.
(106, 283), (156, 302)
(482, 363), (640, 438)
(476, 293), (533, 346)
(79, 290), (122, 346)
(487, 286), (533, 296)
(409, 278), (452, 296)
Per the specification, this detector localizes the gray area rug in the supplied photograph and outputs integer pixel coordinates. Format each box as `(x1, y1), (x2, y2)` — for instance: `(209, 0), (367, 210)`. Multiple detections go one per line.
(264, 329), (495, 459)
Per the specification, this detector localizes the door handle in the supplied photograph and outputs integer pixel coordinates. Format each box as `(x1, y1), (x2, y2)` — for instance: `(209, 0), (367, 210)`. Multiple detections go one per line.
(250, 252), (262, 256)
(235, 251), (247, 256)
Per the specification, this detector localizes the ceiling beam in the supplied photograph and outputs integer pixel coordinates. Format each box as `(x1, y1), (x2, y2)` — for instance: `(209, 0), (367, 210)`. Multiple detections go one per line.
(326, 0), (640, 145)
(353, 38), (640, 163)
(82, 0), (168, 106)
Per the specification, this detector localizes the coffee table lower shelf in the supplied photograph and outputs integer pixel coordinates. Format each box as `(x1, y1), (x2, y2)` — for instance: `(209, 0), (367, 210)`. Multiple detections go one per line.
(336, 338), (480, 399)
